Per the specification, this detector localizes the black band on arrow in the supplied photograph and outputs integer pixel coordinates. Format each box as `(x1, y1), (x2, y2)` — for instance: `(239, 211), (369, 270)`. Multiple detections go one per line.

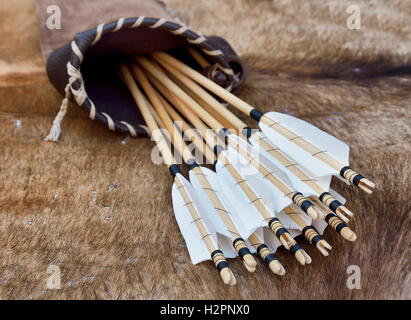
(169, 164), (182, 177)
(250, 109), (264, 122)
(264, 253), (278, 264)
(319, 192), (330, 202)
(325, 213), (337, 223)
(268, 218), (279, 228)
(213, 145), (224, 157)
(329, 200), (342, 212)
(302, 226), (315, 234)
(216, 261), (230, 272)
(242, 127), (253, 140)
(336, 222), (348, 234)
(211, 250), (223, 259)
(300, 200), (313, 213)
(340, 166), (351, 177)
(233, 238), (244, 246)
(275, 228), (288, 239)
(290, 244), (302, 254)
(188, 162), (199, 171)
(256, 244), (268, 255)
(238, 247), (251, 259)
(219, 128), (229, 135)
(311, 235), (323, 246)
(213, 145), (218, 156)
(353, 174), (364, 186)
(218, 128), (229, 145)
(292, 192), (303, 202)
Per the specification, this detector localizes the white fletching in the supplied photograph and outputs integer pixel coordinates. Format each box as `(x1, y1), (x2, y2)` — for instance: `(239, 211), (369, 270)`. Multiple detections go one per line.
(190, 167), (234, 239)
(226, 135), (294, 213)
(189, 167), (248, 258)
(215, 150), (267, 238)
(250, 132), (332, 194)
(260, 112), (350, 178)
(262, 228), (282, 253)
(330, 187), (346, 204)
(313, 217), (328, 235)
(171, 173), (219, 264)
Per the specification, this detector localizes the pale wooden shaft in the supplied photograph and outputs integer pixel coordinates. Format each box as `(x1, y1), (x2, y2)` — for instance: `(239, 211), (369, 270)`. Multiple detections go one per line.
(152, 52), (254, 115)
(131, 63), (195, 164)
(153, 52), (375, 191)
(175, 175), (218, 253)
(260, 115), (374, 192)
(219, 152), (273, 222)
(122, 63), (234, 281)
(155, 58), (247, 130)
(160, 96), (192, 135)
(187, 47), (210, 68)
(160, 100), (245, 242)
(119, 64), (175, 167)
(311, 196), (350, 224)
(220, 154), (303, 255)
(247, 233), (264, 248)
(248, 233), (277, 262)
(191, 166), (243, 240)
(228, 136), (296, 198)
(282, 206), (308, 230)
(170, 95), (221, 150)
(143, 73), (244, 250)
(149, 76), (221, 151)
(158, 92), (216, 164)
(251, 133), (324, 195)
(260, 115), (345, 171)
(136, 57), (224, 130)
(227, 136), (320, 220)
(170, 75), (237, 131)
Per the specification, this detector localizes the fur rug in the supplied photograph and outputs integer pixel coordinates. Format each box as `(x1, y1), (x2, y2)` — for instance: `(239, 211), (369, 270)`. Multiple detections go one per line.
(0, 0), (410, 299)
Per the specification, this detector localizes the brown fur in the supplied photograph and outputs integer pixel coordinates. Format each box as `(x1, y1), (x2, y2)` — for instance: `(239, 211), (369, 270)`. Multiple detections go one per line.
(0, 0), (410, 299)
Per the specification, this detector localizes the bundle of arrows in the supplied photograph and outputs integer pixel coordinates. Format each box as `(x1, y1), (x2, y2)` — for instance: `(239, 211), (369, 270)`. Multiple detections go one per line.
(75, 47), (373, 286)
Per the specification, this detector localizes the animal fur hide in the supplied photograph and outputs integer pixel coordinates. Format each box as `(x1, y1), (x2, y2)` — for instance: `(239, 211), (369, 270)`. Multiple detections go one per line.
(0, 0), (409, 299)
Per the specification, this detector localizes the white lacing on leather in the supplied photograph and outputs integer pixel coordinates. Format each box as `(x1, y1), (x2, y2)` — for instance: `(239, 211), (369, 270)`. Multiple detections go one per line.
(71, 41), (84, 62)
(188, 35), (207, 44)
(44, 60), (85, 141)
(102, 112), (115, 131)
(120, 121), (137, 137)
(45, 17), (234, 142)
(113, 18), (125, 32)
(171, 25), (188, 35)
(138, 125), (150, 135)
(89, 100), (96, 120)
(214, 63), (234, 75)
(202, 49), (224, 56)
(149, 18), (167, 29)
(44, 83), (72, 142)
(130, 16), (145, 28)
(92, 24), (105, 46)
